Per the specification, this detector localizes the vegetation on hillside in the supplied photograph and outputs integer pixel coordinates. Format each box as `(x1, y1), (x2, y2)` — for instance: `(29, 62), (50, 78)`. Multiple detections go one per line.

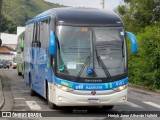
(0, 0), (64, 33)
(117, 0), (160, 90)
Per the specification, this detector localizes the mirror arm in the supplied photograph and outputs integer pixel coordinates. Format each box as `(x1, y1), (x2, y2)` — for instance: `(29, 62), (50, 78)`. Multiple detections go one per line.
(49, 31), (56, 55)
(126, 31), (138, 53)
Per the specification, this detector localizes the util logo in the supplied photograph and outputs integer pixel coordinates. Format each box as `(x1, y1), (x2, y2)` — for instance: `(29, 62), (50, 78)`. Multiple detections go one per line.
(91, 91), (96, 95)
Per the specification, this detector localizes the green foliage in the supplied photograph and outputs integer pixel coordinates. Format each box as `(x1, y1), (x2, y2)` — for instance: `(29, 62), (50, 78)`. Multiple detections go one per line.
(117, 5), (127, 16)
(0, 0), (64, 33)
(128, 26), (160, 90)
(117, 1), (160, 90)
(118, 0), (160, 33)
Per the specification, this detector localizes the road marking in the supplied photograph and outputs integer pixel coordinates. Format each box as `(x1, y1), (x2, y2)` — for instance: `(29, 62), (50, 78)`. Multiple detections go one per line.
(14, 98), (25, 100)
(143, 102), (160, 109)
(25, 101), (41, 110)
(126, 101), (143, 109)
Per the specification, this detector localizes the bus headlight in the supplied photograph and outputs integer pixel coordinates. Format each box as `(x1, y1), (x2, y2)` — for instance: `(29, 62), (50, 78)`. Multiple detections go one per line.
(113, 84), (127, 92)
(56, 84), (73, 92)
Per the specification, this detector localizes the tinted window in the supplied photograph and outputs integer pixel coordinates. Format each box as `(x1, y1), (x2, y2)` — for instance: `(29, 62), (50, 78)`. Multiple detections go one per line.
(40, 20), (49, 48)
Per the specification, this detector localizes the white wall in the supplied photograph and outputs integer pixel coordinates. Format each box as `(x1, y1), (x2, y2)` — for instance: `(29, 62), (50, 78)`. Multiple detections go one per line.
(0, 26), (25, 49)
(1, 33), (17, 45)
(0, 54), (14, 61)
(17, 26), (25, 37)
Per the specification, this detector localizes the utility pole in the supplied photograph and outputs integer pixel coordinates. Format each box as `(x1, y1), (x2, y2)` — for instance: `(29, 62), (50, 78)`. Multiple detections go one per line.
(102, 0), (105, 9)
(0, 0), (3, 19)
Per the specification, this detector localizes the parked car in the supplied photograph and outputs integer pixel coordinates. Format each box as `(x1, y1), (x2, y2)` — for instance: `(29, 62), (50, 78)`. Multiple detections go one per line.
(0, 60), (10, 69)
(0, 61), (3, 68)
(5, 61), (11, 69)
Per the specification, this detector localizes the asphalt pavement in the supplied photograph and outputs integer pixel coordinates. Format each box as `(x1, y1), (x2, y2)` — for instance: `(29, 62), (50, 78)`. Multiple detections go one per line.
(0, 69), (160, 120)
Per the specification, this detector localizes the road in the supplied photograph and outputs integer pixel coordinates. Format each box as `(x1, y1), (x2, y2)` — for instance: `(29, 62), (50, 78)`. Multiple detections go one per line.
(0, 69), (160, 120)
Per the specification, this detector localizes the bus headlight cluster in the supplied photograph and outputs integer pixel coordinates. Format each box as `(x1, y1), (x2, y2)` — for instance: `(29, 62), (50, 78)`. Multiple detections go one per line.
(113, 84), (127, 92)
(56, 84), (73, 92)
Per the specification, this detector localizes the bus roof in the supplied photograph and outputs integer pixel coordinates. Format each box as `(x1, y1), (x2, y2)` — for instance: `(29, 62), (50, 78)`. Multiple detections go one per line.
(27, 7), (123, 27)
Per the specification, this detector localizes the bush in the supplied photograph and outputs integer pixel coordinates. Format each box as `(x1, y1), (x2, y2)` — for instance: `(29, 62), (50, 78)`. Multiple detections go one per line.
(128, 26), (160, 90)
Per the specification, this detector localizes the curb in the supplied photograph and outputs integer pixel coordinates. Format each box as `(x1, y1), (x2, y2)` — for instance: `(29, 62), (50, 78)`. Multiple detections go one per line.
(0, 76), (5, 109)
(128, 83), (160, 94)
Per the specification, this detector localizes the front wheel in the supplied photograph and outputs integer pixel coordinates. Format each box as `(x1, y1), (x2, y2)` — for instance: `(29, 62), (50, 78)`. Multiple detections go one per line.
(102, 105), (114, 110)
(18, 72), (21, 76)
(22, 73), (24, 78)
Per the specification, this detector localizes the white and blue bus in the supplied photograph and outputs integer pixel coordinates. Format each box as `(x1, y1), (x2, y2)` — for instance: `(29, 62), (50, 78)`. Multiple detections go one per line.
(23, 8), (138, 109)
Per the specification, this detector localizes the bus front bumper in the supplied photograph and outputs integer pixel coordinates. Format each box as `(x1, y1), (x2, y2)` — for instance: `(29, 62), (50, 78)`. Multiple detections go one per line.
(54, 87), (127, 106)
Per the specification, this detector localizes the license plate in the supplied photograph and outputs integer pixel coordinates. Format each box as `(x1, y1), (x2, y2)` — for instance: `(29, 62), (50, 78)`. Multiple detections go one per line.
(88, 98), (99, 103)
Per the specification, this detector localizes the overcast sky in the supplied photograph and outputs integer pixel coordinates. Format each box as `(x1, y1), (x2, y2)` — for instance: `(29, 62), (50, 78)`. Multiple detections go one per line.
(45, 0), (124, 11)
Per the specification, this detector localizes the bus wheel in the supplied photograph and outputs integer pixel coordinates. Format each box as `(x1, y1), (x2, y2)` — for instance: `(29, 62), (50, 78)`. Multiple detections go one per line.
(18, 72), (21, 76)
(29, 75), (36, 96)
(102, 105), (114, 110)
(47, 85), (57, 109)
(22, 73), (24, 78)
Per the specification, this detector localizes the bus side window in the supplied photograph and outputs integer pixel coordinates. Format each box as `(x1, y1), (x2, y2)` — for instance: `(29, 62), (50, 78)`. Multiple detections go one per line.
(40, 21), (44, 48)
(32, 23), (36, 47)
(37, 22), (41, 47)
(40, 20), (49, 49)
(28, 24), (34, 47)
(32, 22), (41, 47)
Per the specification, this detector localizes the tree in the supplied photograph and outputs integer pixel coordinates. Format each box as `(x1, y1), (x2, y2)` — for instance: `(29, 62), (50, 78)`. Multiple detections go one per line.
(123, 0), (131, 3)
(118, 0), (160, 33)
(117, 0), (160, 90)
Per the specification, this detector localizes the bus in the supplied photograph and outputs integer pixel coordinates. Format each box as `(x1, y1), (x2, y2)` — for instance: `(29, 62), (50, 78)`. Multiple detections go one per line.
(16, 31), (25, 76)
(23, 7), (138, 109)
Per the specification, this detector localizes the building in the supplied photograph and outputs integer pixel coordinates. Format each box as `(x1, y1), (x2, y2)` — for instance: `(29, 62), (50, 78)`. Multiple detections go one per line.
(0, 26), (25, 61)
(0, 33), (17, 49)
(0, 26), (25, 50)
(0, 45), (16, 61)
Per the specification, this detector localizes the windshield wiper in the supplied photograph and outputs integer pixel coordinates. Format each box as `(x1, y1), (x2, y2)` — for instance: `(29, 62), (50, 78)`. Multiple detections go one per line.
(95, 47), (111, 81)
(74, 56), (90, 81)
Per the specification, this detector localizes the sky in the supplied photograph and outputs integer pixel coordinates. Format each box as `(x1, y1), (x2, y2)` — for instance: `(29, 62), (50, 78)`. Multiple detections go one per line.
(45, 0), (124, 11)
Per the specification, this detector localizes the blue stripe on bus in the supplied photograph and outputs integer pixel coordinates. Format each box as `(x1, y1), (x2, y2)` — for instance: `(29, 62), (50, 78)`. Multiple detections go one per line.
(54, 77), (128, 91)
(26, 15), (50, 25)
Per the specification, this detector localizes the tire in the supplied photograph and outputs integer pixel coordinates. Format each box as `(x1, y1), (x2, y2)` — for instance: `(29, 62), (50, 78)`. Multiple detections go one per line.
(22, 73), (24, 78)
(47, 84), (57, 109)
(29, 74), (36, 96)
(102, 105), (114, 110)
(18, 67), (21, 76)
(18, 72), (21, 76)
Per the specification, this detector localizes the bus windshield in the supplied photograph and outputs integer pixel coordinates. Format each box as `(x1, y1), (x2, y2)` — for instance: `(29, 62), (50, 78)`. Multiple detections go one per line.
(56, 26), (126, 79)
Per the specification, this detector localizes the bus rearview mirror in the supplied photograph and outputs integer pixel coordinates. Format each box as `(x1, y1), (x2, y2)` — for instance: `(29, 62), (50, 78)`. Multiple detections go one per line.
(125, 32), (138, 53)
(49, 31), (56, 55)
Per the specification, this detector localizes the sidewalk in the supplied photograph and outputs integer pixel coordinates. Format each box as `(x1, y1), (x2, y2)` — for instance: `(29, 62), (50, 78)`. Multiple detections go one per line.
(0, 76), (4, 109)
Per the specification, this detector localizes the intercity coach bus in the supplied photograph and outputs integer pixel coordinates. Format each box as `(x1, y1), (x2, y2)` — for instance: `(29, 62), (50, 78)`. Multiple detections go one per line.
(23, 7), (138, 109)
(16, 31), (25, 76)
